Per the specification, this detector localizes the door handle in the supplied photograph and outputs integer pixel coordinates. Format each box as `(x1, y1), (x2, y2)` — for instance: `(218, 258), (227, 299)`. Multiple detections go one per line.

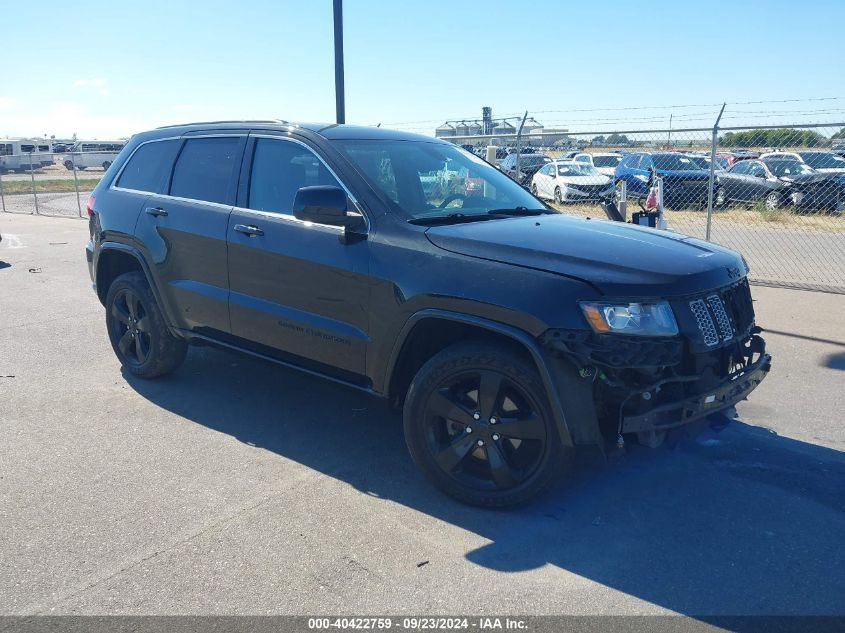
(233, 223), (264, 237)
(145, 207), (168, 217)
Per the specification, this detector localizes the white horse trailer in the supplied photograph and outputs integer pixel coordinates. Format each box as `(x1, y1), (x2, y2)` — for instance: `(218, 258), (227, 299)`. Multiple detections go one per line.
(64, 141), (125, 171)
(0, 139), (40, 172)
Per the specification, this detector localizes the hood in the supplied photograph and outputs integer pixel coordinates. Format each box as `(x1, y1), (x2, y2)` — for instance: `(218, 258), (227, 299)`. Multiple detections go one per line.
(425, 214), (746, 297)
(780, 173), (832, 185)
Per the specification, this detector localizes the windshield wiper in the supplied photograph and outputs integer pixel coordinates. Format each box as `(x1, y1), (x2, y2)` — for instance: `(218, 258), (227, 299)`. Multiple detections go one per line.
(408, 207), (552, 226)
(408, 212), (495, 226)
(486, 207), (552, 217)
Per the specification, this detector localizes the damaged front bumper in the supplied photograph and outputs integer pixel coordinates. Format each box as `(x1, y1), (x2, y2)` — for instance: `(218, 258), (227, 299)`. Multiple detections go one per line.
(621, 350), (771, 433)
(541, 323), (772, 444)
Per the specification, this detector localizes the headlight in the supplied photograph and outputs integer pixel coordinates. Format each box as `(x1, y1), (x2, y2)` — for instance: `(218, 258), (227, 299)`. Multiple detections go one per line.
(580, 301), (678, 336)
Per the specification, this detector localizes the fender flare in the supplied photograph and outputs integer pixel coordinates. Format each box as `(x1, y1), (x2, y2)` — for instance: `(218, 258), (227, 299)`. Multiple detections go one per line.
(96, 241), (181, 334)
(384, 309), (574, 447)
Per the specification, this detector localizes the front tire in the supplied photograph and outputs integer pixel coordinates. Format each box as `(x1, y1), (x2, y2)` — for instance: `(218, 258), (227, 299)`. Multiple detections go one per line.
(105, 272), (187, 378)
(715, 186), (727, 209)
(403, 342), (568, 508)
(554, 187), (563, 204)
(765, 191), (782, 210)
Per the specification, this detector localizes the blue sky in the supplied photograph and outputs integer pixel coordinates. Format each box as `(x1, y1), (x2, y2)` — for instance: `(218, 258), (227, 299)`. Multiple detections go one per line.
(2, 0), (844, 139)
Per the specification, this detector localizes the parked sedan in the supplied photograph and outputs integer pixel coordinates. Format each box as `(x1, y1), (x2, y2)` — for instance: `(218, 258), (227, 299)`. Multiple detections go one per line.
(614, 152), (711, 207)
(715, 158), (843, 212)
(759, 151), (845, 174)
(571, 152), (624, 177)
(531, 161), (614, 203)
(499, 153), (552, 184)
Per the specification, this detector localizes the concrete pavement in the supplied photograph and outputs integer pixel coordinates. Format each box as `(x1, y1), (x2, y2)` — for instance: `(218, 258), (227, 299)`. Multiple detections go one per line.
(1, 213), (843, 616)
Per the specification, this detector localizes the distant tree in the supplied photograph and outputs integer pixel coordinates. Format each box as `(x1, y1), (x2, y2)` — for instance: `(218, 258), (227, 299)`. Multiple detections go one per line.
(606, 133), (631, 145)
(592, 135), (606, 145)
(720, 128), (827, 148)
(831, 127), (845, 140)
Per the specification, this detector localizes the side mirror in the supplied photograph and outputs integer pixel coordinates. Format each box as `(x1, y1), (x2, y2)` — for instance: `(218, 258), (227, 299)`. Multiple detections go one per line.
(293, 186), (353, 227)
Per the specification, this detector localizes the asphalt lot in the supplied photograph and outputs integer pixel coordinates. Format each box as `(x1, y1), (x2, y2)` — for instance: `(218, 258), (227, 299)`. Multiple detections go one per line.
(1, 212), (843, 616)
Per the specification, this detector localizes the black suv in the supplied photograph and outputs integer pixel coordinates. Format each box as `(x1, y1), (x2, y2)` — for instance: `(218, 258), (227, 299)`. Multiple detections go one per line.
(86, 121), (771, 507)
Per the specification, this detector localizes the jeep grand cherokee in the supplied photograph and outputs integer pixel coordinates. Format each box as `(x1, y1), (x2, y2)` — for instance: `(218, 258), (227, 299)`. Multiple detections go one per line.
(86, 121), (771, 507)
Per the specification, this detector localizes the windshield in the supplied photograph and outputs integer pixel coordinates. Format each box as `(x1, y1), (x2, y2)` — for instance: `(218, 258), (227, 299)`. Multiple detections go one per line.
(799, 152), (845, 169)
(652, 154), (703, 171)
(684, 155), (709, 169)
(556, 163), (601, 177)
(765, 160), (815, 177)
(592, 155), (622, 168)
(332, 139), (544, 220)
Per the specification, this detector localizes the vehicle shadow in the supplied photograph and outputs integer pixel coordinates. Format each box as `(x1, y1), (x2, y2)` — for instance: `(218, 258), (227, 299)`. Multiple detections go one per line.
(124, 345), (845, 616)
(822, 352), (845, 371)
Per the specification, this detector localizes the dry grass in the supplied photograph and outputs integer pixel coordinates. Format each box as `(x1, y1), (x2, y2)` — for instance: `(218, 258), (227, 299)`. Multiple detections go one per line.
(0, 178), (102, 195)
(550, 201), (845, 234)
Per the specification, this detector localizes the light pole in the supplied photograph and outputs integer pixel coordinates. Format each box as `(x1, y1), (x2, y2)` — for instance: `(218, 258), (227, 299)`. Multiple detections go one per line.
(333, 0), (345, 124)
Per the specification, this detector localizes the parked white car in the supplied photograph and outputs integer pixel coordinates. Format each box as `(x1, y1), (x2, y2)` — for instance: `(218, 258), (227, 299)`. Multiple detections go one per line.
(571, 152), (624, 177)
(531, 161), (614, 203)
(64, 141), (126, 171)
(759, 151), (845, 174)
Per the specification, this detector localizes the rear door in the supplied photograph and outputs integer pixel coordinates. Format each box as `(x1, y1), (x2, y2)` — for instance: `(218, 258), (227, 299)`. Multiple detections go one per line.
(226, 134), (370, 380)
(721, 160), (750, 200)
(135, 133), (246, 335)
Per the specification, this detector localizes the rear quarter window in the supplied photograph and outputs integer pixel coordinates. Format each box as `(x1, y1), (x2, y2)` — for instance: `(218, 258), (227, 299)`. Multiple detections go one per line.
(116, 140), (180, 193)
(169, 137), (240, 204)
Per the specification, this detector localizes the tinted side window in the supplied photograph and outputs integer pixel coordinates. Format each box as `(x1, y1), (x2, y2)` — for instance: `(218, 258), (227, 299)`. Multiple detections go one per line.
(116, 140), (180, 193)
(170, 137), (240, 204)
(730, 161), (749, 175)
(749, 163), (766, 177)
(248, 138), (342, 214)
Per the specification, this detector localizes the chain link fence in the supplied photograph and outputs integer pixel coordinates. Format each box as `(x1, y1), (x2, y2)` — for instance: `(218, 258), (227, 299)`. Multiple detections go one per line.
(3, 126), (844, 292)
(0, 149), (111, 218)
(448, 123), (845, 294)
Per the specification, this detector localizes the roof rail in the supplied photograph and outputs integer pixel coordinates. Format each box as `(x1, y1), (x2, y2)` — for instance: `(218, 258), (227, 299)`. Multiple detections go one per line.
(155, 119), (289, 129)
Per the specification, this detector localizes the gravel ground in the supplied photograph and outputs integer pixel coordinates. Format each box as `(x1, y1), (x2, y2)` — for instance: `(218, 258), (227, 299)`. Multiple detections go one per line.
(1, 213), (843, 617)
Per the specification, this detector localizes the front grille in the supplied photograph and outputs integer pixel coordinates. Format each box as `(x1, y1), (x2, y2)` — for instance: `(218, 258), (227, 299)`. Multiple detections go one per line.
(570, 184), (611, 197)
(689, 299), (720, 347)
(688, 279), (754, 348)
(707, 294), (734, 342)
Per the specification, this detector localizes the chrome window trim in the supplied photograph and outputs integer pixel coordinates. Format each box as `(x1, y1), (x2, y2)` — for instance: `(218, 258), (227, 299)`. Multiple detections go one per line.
(231, 206), (347, 233)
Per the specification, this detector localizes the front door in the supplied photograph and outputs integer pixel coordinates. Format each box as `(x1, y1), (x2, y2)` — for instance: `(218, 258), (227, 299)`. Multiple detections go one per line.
(226, 135), (370, 381)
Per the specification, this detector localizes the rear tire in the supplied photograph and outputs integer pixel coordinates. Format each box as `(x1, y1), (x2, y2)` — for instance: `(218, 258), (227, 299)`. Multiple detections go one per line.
(105, 272), (187, 379)
(530, 183), (538, 196)
(403, 342), (569, 508)
(102, 161), (112, 170)
(765, 191), (781, 210)
(64, 161), (74, 171)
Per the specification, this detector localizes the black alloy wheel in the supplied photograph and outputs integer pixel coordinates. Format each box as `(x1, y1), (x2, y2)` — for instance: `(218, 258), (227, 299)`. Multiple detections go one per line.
(404, 343), (567, 508)
(424, 369), (547, 491)
(105, 271), (187, 378)
(110, 287), (152, 367)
